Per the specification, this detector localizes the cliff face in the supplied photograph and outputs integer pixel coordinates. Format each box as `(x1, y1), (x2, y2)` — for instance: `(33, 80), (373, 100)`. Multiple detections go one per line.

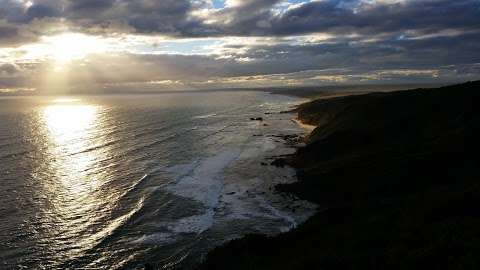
(199, 81), (480, 270)
(282, 81), (480, 205)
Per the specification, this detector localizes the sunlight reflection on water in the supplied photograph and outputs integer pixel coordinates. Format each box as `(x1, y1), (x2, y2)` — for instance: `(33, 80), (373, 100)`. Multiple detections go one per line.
(43, 103), (97, 144)
(36, 99), (115, 262)
(0, 92), (314, 269)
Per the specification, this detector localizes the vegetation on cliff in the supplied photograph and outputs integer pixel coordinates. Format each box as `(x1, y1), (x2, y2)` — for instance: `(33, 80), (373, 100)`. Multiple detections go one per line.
(198, 81), (480, 270)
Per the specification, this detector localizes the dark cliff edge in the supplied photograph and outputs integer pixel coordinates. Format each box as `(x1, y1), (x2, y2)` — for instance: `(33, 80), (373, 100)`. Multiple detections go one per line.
(197, 81), (480, 270)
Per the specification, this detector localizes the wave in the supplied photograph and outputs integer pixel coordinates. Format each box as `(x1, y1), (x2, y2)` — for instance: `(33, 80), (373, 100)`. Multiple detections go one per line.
(132, 149), (241, 246)
(131, 232), (177, 245)
(65, 139), (120, 157)
(0, 149), (31, 160)
(165, 149), (241, 208)
(218, 178), (298, 232)
(193, 113), (217, 119)
(67, 194), (147, 265)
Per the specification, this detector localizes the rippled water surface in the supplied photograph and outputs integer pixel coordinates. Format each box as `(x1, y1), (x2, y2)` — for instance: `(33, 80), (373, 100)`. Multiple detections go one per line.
(0, 92), (314, 269)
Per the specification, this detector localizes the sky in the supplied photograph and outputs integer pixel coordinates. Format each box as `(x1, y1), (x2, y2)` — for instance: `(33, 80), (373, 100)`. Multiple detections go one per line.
(0, 0), (479, 93)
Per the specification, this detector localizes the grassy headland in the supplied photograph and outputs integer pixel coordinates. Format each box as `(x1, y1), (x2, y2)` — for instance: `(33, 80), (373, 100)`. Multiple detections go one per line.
(198, 81), (480, 270)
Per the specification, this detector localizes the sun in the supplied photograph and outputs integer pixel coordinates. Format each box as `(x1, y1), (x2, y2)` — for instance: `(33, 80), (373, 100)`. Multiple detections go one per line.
(20, 32), (108, 69)
(44, 33), (106, 65)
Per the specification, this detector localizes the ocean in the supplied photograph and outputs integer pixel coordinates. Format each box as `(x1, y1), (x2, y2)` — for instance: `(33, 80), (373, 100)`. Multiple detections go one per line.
(0, 91), (315, 269)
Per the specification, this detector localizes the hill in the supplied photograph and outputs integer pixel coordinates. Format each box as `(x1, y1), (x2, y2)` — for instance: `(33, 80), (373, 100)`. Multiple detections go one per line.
(198, 81), (480, 270)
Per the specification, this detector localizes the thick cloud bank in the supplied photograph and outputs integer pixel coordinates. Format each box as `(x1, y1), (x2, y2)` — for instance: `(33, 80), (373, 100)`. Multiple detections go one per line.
(0, 0), (479, 92)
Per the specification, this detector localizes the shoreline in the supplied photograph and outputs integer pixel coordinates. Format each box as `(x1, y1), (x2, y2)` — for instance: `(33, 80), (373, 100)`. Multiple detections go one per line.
(165, 93), (320, 269)
(291, 118), (317, 133)
(190, 91), (351, 269)
(192, 93), (337, 270)
(197, 81), (480, 270)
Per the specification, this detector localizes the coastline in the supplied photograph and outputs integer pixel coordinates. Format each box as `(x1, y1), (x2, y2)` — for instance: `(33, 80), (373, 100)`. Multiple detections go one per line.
(197, 81), (480, 270)
(192, 92), (347, 270)
(291, 118), (316, 133)
(159, 92), (320, 269)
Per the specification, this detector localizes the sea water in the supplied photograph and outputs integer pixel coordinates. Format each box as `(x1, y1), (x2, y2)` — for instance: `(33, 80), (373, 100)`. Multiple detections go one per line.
(0, 91), (315, 269)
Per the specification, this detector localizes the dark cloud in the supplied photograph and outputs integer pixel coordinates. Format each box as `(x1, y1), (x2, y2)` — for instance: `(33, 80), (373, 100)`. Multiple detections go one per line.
(0, 0), (25, 23)
(0, 0), (62, 23)
(0, 63), (27, 89)
(197, 0), (479, 37)
(25, 4), (61, 21)
(204, 0), (281, 35)
(222, 32), (480, 77)
(0, 45), (478, 92)
(0, 0), (479, 89)
(123, 0), (192, 33)
(0, 63), (20, 75)
(0, 22), (37, 46)
(68, 0), (115, 12)
(0, 0), (199, 35)
(0, 24), (20, 41)
(1, 0), (479, 37)
(264, 0), (480, 36)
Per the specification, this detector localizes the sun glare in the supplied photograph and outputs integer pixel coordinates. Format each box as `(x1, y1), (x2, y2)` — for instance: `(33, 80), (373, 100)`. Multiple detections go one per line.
(46, 33), (106, 64)
(21, 32), (107, 69)
(43, 103), (98, 144)
(53, 97), (81, 103)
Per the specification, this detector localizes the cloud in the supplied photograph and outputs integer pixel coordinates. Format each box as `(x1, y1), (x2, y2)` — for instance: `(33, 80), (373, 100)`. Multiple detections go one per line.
(253, 0), (480, 37)
(0, 0), (479, 91)
(0, 63), (20, 75)
(2, 0), (479, 38)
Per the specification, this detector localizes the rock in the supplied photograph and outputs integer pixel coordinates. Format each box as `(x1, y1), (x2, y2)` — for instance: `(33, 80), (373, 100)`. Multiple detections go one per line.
(250, 117), (264, 121)
(271, 158), (287, 168)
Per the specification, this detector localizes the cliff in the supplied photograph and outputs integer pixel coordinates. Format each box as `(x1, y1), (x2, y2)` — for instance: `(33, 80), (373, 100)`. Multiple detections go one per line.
(198, 81), (480, 270)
